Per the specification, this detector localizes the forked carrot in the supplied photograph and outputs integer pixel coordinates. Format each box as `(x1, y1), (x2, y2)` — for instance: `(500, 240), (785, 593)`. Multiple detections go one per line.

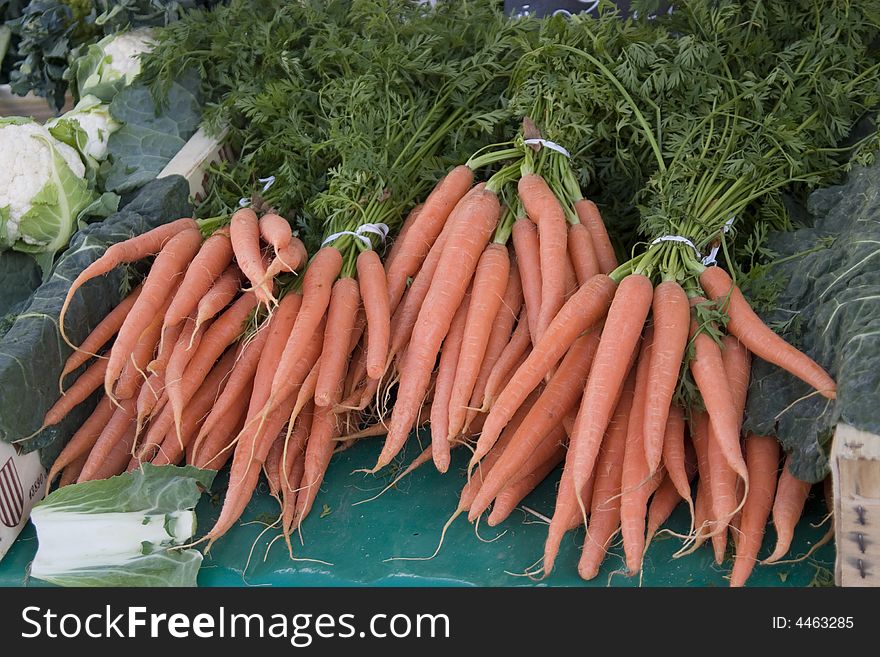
(231, 208), (275, 306)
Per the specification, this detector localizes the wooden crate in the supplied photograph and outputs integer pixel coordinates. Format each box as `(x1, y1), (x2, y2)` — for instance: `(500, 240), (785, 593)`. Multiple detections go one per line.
(831, 424), (880, 586)
(0, 84), (72, 121)
(157, 126), (230, 203)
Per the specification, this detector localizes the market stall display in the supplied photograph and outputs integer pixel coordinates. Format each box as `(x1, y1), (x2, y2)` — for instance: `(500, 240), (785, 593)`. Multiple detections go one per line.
(0, 0), (877, 588)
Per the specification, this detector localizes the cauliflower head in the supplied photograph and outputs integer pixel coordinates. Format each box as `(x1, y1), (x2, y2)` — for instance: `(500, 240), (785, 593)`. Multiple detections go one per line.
(48, 95), (121, 162)
(69, 28), (157, 101)
(0, 117), (94, 274)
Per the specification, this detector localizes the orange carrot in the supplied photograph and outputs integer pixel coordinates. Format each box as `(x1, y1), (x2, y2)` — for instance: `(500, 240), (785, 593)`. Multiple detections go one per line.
(730, 434), (780, 586)
(151, 347), (238, 466)
(519, 174), (568, 342)
(103, 228), (203, 398)
(511, 217), (541, 342)
(643, 280), (690, 473)
(700, 266), (835, 398)
(447, 243), (510, 438)
(385, 165), (474, 311)
(267, 247), (342, 410)
(59, 218), (198, 347)
(431, 290), (471, 472)
(231, 208), (275, 306)
(568, 223), (600, 285)
(481, 307), (531, 411)
(281, 406), (312, 539)
(689, 309), (749, 484)
(59, 283), (142, 388)
(264, 435), (285, 500)
(47, 397), (115, 483)
(468, 330), (601, 521)
(375, 185), (500, 471)
(259, 213), (292, 254)
(550, 274), (653, 511)
(574, 199), (617, 274)
(473, 274), (617, 467)
(357, 250), (391, 380)
(707, 335), (751, 562)
(264, 236), (307, 280)
(464, 259), (522, 431)
(59, 453), (87, 487)
(195, 266), (242, 331)
(193, 316), (271, 448)
(162, 227), (233, 334)
(689, 410), (714, 546)
(314, 278), (361, 407)
(661, 404), (693, 520)
(294, 404), (338, 526)
(487, 447), (564, 527)
(620, 330), (664, 575)
(382, 204), (421, 275)
(42, 357), (108, 428)
(190, 382), (251, 470)
(148, 318), (184, 376)
(765, 455), (812, 563)
(78, 397), (138, 482)
(574, 369), (636, 579)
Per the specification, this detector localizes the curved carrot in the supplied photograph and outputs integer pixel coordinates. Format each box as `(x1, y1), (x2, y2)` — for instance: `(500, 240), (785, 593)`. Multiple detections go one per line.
(78, 397), (138, 482)
(431, 289), (471, 472)
(47, 397), (115, 483)
(764, 454), (812, 563)
(568, 223), (600, 285)
(699, 266), (835, 398)
(465, 259), (522, 431)
(643, 280), (690, 473)
(448, 243), (510, 438)
(357, 250), (391, 380)
(468, 330), (600, 521)
(43, 357), (108, 428)
(246, 293), (302, 420)
(572, 368), (636, 579)
(265, 236), (307, 280)
(315, 278), (361, 407)
(385, 165), (473, 311)
(689, 410), (714, 548)
(661, 404), (692, 520)
(58, 454), (87, 488)
(135, 371), (165, 436)
(281, 406), (312, 540)
(574, 199), (616, 274)
(481, 308), (531, 411)
(689, 309), (749, 482)
(103, 228), (203, 398)
(620, 330), (664, 575)
(190, 383), (250, 470)
(59, 284), (142, 388)
(519, 174), (568, 342)
(375, 185), (500, 472)
(195, 266), (242, 332)
(59, 218), (197, 347)
(473, 274), (617, 467)
(707, 334), (751, 562)
(231, 208), (275, 306)
(511, 217), (541, 342)
(487, 447), (564, 527)
(259, 213), (292, 253)
(267, 248), (342, 410)
(162, 227), (233, 334)
(730, 434), (780, 586)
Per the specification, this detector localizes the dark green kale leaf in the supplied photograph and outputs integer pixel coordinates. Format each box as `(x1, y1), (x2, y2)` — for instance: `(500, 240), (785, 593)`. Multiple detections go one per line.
(0, 176), (191, 465)
(743, 160), (880, 482)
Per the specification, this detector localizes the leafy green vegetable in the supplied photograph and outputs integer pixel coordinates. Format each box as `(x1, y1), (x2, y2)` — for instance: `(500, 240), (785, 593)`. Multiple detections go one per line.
(6, 1), (217, 110)
(0, 175), (191, 461)
(100, 72), (201, 194)
(743, 160), (880, 482)
(31, 464), (215, 587)
(0, 250), (41, 328)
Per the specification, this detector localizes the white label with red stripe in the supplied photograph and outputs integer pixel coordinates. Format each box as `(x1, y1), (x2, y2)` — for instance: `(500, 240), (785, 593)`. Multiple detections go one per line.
(0, 443), (46, 561)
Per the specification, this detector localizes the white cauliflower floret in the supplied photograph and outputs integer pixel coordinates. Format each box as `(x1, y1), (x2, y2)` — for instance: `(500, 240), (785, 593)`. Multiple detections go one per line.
(0, 121), (85, 245)
(102, 28), (157, 83)
(47, 95), (121, 162)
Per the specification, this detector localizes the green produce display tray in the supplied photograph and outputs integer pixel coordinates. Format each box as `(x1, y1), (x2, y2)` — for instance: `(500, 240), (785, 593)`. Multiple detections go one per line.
(0, 432), (834, 587)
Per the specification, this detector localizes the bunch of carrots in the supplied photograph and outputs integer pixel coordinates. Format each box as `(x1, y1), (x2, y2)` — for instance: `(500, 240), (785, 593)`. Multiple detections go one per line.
(40, 133), (831, 585)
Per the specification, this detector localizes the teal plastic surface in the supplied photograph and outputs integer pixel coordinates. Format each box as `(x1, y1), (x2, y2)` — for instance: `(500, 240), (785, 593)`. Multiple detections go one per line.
(0, 431), (834, 587)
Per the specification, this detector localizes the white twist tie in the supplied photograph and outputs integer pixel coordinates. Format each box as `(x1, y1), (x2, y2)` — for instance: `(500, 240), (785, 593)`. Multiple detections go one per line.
(700, 216), (736, 266)
(321, 222), (390, 249)
(238, 197), (251, 208)
(523, 138), (571, 159)
(258, 175), (276, 193)
(650, 234), (702, 259)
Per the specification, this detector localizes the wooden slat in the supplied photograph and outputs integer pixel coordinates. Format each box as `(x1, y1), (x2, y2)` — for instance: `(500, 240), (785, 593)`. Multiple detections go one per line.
(0, 84), (73, 122)
(157, 126), (230, 202)
(832, 423), (880, 586)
